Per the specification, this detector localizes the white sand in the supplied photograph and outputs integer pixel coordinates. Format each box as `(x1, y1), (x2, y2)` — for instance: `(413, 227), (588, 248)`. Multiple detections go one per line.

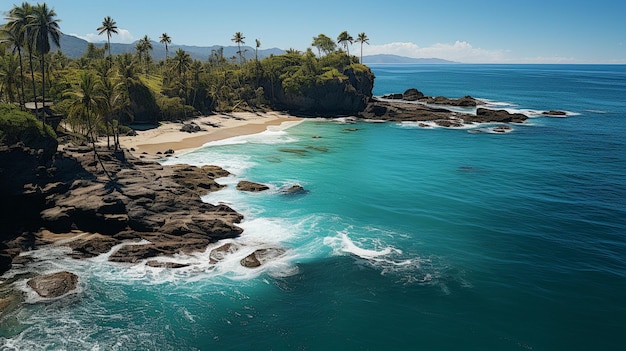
(117, 111), (302, 157)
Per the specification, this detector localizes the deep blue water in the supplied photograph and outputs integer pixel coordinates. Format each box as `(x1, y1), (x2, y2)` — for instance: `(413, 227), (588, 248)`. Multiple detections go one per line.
(2, 64), (626, 350)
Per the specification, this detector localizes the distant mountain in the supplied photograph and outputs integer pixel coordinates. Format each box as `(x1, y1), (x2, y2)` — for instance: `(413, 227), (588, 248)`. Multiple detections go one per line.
(362, 54), (458, 64)
(57, 34), (285, 61)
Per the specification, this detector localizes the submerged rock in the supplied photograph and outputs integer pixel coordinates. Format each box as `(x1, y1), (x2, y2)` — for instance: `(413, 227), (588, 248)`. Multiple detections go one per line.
(209, 243), (240, 264)
(27, 271), (78, 298)
(282, 184), (308, 196)
(145, 260), (189, 269)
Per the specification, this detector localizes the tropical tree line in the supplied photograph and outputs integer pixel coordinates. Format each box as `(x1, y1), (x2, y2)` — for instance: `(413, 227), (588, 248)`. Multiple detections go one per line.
(1, 2), (371, 149)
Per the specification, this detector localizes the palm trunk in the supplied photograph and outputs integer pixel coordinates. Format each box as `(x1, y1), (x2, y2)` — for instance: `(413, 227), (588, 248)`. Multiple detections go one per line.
(40, 55), (46, 126)
(17, 47), (26, 109)
(27, 50), (39, 122)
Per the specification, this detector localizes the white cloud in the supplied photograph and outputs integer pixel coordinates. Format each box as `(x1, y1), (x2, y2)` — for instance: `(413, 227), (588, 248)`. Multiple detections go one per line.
(73, 28), (135, 44)
(363, 41), (508, 63)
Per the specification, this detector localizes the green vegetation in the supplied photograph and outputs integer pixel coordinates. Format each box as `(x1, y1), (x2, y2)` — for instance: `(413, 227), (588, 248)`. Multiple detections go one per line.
(0, 103), (55, 145)
(1, 2), (373, 147)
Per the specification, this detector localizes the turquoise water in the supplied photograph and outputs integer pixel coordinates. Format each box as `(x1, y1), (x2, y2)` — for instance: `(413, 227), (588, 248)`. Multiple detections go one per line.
(2, 64), (626, 350)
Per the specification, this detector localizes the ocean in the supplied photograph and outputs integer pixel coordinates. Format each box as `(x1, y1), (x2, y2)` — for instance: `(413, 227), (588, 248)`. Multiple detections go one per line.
(2, 64), (625, 350)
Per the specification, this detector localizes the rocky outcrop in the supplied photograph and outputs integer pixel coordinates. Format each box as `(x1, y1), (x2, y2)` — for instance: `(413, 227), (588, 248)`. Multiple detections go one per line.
(27, 271), (78, 298)
(471, 108), (528, 123)
(360, 97), (528, 126)
(382, 88), (483, 107)
(237, 180), (270, 192)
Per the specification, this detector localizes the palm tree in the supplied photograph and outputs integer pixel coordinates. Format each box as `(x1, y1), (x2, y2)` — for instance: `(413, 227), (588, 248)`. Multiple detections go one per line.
(160, 32), (171, 59)
(231, 32), (245, 64)
(67, 71), (112, 178)
(136, 35), (153, 74)
(97, 16), (118, 60)
(255, 38), (261, 62)
(99, 75), (124, 150)
(355, 32), (369, 63)
(172, 48), (191, 78)
(337, 31), (353, 57)
(67, 72), (103, 142)
(28, 3), (62, 126)
(0, 53), (20, 103)
(0, 27), (26, 107)
(4, 3), (34, 113)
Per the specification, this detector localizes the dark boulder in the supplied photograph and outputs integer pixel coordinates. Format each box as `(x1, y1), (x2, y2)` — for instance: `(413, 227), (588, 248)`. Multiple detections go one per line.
(209, 243), (240, 264)
(27, 271), (78, 298)
(403, 88), (425, 101)
(240, 248), (286, 268)
(180, 123), (202, 133)
(542, 110), (567, 116)
(474, 108), (528, 123)
(237, 180), (270, 192)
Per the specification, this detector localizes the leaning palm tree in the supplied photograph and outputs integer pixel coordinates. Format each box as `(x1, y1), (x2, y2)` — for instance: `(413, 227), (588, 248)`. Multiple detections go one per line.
(97, 16), (118, 60)
(231, 32), (245, 64)
(355, 32), (369, 63)
(337, 31), (353, 57)
(160, 32), (171, 59)
(67, 71), (112, 178)
(28, 3), (62, 126)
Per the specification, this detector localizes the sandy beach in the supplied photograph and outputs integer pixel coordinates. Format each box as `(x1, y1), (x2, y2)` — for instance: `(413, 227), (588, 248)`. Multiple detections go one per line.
(117, 111), (302, 157)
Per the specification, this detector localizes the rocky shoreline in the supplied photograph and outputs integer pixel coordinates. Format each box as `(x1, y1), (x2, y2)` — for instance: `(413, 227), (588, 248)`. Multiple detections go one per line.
(360, 88), (531, 128)
(0, 143), (246, 278)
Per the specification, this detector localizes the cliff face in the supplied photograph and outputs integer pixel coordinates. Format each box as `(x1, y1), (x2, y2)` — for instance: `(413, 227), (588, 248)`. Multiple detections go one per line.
(263, 66), (375, 116)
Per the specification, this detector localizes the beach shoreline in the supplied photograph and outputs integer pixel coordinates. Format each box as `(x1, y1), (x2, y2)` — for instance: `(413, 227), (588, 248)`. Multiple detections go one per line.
(117, 111), (303, 158)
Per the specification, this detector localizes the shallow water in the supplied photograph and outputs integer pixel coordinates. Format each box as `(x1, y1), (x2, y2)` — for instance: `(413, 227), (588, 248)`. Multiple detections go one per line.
(2, 64), (626, 350)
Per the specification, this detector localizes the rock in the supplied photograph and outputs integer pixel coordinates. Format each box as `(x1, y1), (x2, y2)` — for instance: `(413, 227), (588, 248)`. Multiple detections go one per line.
(474, 108), (528, 123)
(492, 125), (512, 133)
(126, 130), (138, 136)
(180, 123), (202, 133)
(27, 271), (78, 298)
(402, 88), (425, 101)
(237, 180), (270, 192)
(145, 260), (189, 269)
(164, 149), (175, 155)
(542, 110), (567, 116)
(209, 243), (240, 264)
(69, 235), (120, 258)
(282, 184), (307, 196)
(0, 254), (12, 273)
(108, 244), (162, 263)
(240, 248), (286, 268)
(381, 93), (403, 100)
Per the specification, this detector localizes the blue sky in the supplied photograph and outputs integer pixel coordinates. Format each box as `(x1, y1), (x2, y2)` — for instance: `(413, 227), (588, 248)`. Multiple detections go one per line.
(5, 0), (625, 63)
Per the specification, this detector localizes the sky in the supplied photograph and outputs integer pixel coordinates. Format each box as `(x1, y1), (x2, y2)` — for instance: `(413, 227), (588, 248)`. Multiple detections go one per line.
(3, 0), (625, 63)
